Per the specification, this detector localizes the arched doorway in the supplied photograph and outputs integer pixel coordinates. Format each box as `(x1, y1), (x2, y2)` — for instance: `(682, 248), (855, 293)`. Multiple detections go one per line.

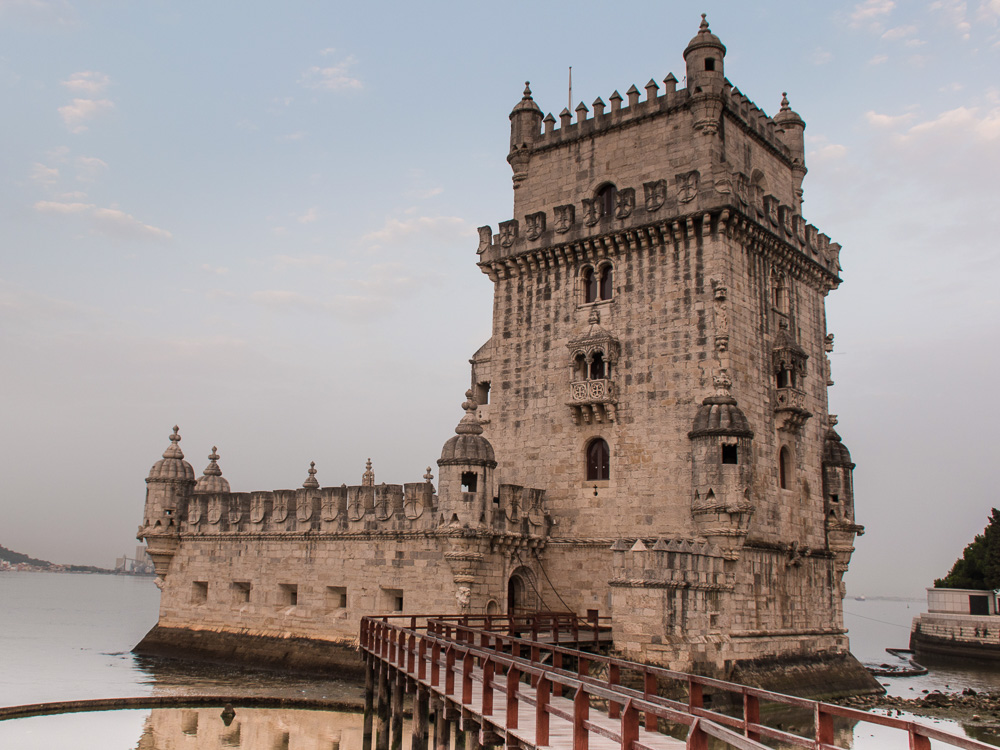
(507, 574), (526, 614)
(506, 566), (535, 614)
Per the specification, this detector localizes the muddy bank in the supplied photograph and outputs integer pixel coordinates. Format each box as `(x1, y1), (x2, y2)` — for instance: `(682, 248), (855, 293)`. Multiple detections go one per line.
(836, 688), (1000, 732)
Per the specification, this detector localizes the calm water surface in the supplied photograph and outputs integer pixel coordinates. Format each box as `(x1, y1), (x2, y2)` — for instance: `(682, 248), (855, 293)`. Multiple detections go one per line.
(1, 572), (997, 749)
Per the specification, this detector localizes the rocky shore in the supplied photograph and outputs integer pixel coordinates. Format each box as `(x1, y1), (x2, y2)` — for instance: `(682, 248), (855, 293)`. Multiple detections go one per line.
(836, 687), (1000, 732)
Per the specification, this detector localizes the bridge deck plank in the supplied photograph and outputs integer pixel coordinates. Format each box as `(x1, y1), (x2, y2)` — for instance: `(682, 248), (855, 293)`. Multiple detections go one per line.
(413, 656), (685, 750)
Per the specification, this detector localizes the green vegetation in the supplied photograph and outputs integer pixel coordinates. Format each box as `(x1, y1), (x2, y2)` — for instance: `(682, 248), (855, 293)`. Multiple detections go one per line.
(935, 508), (1000, 590)
(0, 544), (52, 568)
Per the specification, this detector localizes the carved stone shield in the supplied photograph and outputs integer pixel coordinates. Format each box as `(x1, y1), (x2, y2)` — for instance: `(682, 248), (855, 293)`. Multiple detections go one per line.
(614, 187), (635, 219)
(187, 499), (202, 525)
(554, 204), (575, 234)
(227, 498), (242, 524)
(498, 219), (518, 248)
(296, 496), (313, 522)
(524, 211), (545, 240)
(322, 496), (338, 522)
(477, 225), (492, 254)
(207, 498), (223, 525)
(250, 497), (266, 523)
(272, 497), (288, 523)
(582, 198), (600, 227)
(643, 180), (666, 212)
(677, 171), (699, 203)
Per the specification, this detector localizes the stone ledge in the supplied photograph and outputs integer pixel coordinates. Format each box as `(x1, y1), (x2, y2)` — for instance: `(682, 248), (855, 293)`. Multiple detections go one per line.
(133, 625), (365, 679)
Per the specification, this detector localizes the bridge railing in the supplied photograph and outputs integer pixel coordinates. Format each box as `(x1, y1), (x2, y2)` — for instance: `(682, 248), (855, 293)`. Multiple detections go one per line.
(360, 615), (994, 750)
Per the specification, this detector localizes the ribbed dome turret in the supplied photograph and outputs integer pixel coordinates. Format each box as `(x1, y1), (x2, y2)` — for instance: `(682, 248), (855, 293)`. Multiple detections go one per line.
(684, 14), (726, 59)
(147, 426), (195, 482)
(509, 81), (542, 117)
(194, 446), (230, 494)
(823, 419), (855, 468)
(774, 92), (805, 129)
(689, 376), (754, 439)
(439, 390), (496, 466)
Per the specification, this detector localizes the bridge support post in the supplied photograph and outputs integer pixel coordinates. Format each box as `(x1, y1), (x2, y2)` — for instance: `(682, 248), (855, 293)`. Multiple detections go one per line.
(377, 662), (391, 750)
(391, 670), (405, 750)
(435, 701), (451, 750)
(363, 654), (375, 750)
(412, 684), (429, 750)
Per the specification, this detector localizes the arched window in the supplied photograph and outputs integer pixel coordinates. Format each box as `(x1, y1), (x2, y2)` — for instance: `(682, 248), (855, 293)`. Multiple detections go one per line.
(779, 446), (791, 489)
(589, 352), (606, 380)
(586, 438), (610, 480)
(597, 184), (616, 218)
(582, 266), (598, 303)
(599, 264), (613, 300)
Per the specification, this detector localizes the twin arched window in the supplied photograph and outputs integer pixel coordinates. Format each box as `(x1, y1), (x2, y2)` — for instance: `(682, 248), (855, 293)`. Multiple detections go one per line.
(582, 264), (613, 304)
(586, 438), (610, 481)
(573, 350), (609, 381)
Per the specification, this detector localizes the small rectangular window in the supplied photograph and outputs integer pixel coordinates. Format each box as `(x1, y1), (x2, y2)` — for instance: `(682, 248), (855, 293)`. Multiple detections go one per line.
(327, 586), (347, 609)
(829, 494), (840, 504)
(705, 58), (716, 71)
(475, 381), (490, 405)
(192, 581), (208, 604)
(382, 587), (404, 613)
(232, 581), (251, 603)
(721, 445), (738, 464)
(279, 583), (298, 607)
(461, 471), (478, 492)
(970, 595), (989, 615)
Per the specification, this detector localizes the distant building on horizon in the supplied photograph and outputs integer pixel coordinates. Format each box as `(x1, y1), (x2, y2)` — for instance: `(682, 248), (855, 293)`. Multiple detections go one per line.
(135, 16), (877, 696)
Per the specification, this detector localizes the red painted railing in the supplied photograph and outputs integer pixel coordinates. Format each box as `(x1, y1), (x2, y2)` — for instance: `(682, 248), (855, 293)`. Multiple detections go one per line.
(360, 614), (995, 750)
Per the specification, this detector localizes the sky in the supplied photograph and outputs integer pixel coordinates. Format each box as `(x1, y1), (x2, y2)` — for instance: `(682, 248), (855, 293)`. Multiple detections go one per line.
(0, 1), (997, 597)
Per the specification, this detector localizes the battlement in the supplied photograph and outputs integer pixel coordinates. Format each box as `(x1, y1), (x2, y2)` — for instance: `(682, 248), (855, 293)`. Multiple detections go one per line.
(183, 482), (437, 534)
(525, 77), (792, 162)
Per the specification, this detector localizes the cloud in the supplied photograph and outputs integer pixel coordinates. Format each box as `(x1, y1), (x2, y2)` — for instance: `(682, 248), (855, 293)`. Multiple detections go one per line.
(58, 98), (114, 133)
(868, 53), (889, 64)
(297, 207), (319, 224)
(278, 131), (306, 142)
(299, 54), (362, 91)
(850, 0), (896, 28)
(930, 0), (972, 38)
(810, 48), (833, 65)
(201, 264), (229, 275)
(881, 24), (918, 40)
(902, 105), (1000, 140)
(61, 71), (109, 94)
(75, 155), (108, 182)
(0, 0), (77, 26)
(269, 254), (346, 273)
(30, 162), (59, 186)
(865, 110), (916, 128)
(34, 200), (172, 240)
(361, 215), (473, 251)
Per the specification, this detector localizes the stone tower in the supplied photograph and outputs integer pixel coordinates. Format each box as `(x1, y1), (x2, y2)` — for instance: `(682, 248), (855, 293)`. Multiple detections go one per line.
(471, 15), (864, 679)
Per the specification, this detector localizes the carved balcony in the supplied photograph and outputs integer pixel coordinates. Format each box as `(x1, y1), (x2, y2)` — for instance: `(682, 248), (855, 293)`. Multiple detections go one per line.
(567, 379), (617, 424)
(774, 386), (811, 432)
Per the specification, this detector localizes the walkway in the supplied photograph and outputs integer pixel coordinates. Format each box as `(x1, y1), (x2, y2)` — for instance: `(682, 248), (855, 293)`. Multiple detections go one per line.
(360, 613), (996, 750)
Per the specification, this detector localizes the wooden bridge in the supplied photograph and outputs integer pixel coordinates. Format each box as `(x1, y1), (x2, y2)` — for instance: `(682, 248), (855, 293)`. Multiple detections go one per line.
(360, 612), (995, 750)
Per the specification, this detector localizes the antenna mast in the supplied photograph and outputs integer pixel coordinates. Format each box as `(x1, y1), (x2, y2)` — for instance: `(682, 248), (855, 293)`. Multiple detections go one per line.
(568, 67), (572, 111)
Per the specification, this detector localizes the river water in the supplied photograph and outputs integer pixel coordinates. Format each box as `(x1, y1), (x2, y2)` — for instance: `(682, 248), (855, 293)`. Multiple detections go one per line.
(0, 572), (996, 749)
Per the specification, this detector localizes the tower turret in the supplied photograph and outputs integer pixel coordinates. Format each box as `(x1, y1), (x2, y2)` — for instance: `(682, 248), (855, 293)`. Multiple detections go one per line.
(508, 82), (542, 189)
(774, 93), (808, 209)
(688, 375), (755, 558)
(140, 426), (195, 582)
(194, 446), (230, 494)
(684, 14), (726, 97)
(437, 390), (497, 528)
(822, 416), (863, 596)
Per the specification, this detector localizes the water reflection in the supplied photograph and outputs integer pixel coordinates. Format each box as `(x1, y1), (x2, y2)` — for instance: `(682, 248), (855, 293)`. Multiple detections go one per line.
(136, 708), (366, 750)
